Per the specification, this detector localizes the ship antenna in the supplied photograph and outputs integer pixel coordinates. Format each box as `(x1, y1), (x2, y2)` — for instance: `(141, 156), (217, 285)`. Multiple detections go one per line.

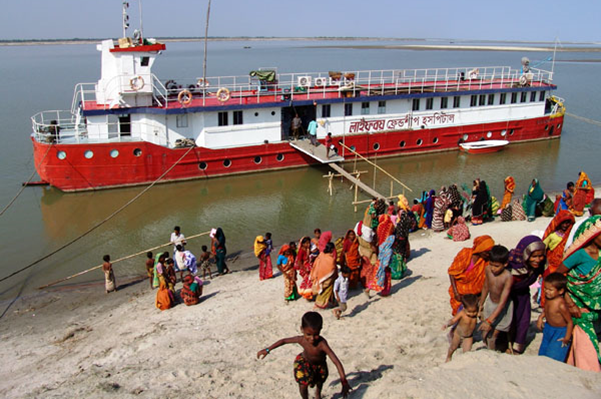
(202, 0), (212, 86)
(122, 1), (130, 38)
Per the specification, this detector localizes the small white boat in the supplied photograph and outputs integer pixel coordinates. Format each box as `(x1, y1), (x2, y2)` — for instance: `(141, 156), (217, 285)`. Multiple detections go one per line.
(459, 140), (509, 154)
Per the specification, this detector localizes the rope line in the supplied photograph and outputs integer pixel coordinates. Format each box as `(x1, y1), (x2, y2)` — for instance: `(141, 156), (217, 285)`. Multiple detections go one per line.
(0, 145), (196, 284)
(566, 112), (601, 127)
(0, 144), (53, 217)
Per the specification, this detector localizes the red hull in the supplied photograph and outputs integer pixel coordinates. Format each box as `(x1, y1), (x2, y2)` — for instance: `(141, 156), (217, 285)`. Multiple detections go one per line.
(33, 115), (563, 192)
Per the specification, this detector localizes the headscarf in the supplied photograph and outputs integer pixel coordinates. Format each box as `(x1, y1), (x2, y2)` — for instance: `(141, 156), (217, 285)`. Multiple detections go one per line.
(397, 194), (410, 211)
(509, 235), (546, 277)
(377, 214), (394, 246)
(318, 231), (333, 252)
(254, 235), (267, 257)
(472, 235), (494, 254)
(528, 179), (544, 202)
(563, 215), (601, 260)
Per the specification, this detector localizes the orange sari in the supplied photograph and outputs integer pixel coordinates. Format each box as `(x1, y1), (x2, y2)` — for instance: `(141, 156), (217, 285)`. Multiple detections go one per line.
(447, 235), (494, 315)
(501, 176), (515, 209)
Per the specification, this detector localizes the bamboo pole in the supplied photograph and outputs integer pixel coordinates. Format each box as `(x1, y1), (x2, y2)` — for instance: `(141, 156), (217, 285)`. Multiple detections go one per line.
(38, 231), (211, 289)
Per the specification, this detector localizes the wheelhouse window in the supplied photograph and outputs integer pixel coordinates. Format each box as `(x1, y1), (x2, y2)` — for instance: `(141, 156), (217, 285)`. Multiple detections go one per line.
(487, 94), (495, 105)
(500, 93), (507, 105)
(377, 101), (386, 114)
(233, 110), (243, 125)
(361, 102), (370, 115)
(440, 97), (448, 109)
(511, 93), (517, 104)
(539, 91), (546, 102)
(426, 98), (433, 110)
(322, 104), (331, 118)
(453, 96), (461, 108)
(218, 111), (228, 126)
(176, 114), (188, 128)
(520, 92), (527, 103)
(344, 103), (353, 116)
(470, 95), (477, 107)
(530, 92), (536, 102)
(412, 98), (420, 111)
(479, 94), (486, 106)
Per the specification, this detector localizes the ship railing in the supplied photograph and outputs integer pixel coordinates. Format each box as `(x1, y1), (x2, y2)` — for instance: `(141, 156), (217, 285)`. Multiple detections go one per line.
(31, 110), (87, 144)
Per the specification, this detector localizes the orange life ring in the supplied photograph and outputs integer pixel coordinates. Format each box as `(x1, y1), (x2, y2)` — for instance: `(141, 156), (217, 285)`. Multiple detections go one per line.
(129, 76), (145, 91)
(178, 89), (193, 106)
(216, 87), (230, 102)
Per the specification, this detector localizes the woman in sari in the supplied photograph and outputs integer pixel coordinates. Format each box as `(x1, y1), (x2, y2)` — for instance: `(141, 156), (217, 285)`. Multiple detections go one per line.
(558, 216), (601, 371)
(366, 214), (395, 296)
(508, 235), (546, 354)
(573, 171), (594, 216)
(524, 179), (545, 222)
(447, 235), (494, 315)
(311, 242), (338, 308)
(501, 176), (516, 210)
(424, 190), (436, 229)
(295, 237), (314, 300)
(212, 227), (229, 275)
(342, 229), (361, 288)
(446, 216), (470, 242)
(277, 244), (300, 302)
(471, 180), (489, 225)
(432, 187), (451, 232)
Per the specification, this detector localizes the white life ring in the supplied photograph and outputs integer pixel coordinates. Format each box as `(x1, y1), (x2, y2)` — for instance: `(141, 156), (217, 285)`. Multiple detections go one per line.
(178, 89), (193, 106)
(197, 78), (210, 87)
(216, 87), (230, 102)
(129, 76), (145, 91)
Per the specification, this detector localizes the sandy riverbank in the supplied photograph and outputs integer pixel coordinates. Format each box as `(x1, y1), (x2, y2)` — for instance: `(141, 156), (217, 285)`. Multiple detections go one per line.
(1, 202), (601, 398)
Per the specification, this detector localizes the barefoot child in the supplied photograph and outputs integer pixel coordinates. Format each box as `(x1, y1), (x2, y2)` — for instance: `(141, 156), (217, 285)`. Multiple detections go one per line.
(536, 272), (573, 362)
(478, 245), (513, 351)
(442, 294), (479, 361)
(333, 266), (350, 319)
(257, 312), (351, 399)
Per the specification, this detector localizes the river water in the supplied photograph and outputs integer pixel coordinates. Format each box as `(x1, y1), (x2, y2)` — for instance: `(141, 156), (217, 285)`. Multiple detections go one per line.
(1, 39), (600, 300)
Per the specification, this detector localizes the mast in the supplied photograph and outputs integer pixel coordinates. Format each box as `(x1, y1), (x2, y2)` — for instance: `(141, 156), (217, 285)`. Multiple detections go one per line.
(202, 0), (212, 85)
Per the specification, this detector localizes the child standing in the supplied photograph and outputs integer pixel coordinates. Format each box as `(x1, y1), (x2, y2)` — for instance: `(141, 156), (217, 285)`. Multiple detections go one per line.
(257, 312), (351, 399)
(536, 272), (573, 362)
(442, 294), (479, 362)
(199, 245), (213, 280)
(333, 266), (350, 319)
(145, 251), (154, 289)
(478, 245), (513, 351)
(102, 254), (117, 293)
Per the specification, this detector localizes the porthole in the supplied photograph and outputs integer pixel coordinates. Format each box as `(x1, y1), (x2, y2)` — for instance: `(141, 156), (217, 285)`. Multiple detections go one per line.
(254, 156), (262, 164)
(400, 141), (406, 148)
(509, 129), (515, 136)
(198, 161), (207, 170)
(373, 142), (380, 151)
(276, 153), (284, 162)
(433, 137), (439, 144)
(254, 112), (259, 117)
(133, 148), (142, 156)
(417, 139), (423, 146)
(557, 123), (561, 129)
(223, 159), (232, 168)
(84, 150), (94, 159)
(486, 132), (492, 138)
(501, 130), (507, 137)
(462, 134), (468, 141)
(57, 151), (67, 160)
(110, 149), (119, 158)
(271, 111), (275, 116)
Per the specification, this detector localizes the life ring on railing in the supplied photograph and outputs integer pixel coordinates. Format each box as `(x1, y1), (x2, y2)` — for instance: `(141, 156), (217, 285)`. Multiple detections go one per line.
(216, 87), (230, 102)
(197, 78), (210, 87)
(130, 76), (145, 91)
(178, 89), (193, 106)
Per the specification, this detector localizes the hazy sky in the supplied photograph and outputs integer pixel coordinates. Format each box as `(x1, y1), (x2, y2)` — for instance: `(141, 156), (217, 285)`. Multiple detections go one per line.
(1, 0), (599, 42)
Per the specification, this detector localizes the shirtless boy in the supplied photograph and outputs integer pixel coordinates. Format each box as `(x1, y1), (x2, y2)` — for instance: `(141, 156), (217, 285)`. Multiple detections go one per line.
(479, 245), (513, 351)
(257, 312), (351, 399)
(442, 294), (479, 361)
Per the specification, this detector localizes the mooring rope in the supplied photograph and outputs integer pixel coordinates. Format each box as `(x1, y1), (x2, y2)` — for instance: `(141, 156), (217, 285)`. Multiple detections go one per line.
(0, 145), (196, 283)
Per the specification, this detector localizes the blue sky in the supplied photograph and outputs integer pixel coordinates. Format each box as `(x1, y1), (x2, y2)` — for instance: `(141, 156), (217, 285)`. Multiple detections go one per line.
(1, 0), (599, 42)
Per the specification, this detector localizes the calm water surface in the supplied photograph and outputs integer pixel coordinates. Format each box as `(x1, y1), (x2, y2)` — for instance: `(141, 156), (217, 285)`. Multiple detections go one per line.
(1, 39), (600, 300)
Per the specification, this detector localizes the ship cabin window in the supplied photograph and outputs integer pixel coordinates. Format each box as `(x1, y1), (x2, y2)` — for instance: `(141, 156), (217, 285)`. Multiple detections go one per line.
(500, 93), (507, 105)
(539, 91), (545, 102)
(322, 104), (331, 118)
(530, 92), (537, 102)
(119, 114), (131, 136)
(218, 111), (228, 126)
(487, 94), (495, 105)
(470, 95), (477, 107)
(344, 103), (353, 116)
(141, 57), (150, 67)
(520, 92), (527, 103)
(377, 101), (386, 114)
(361, 102), (370, 115)
(479, 95), (486, 106)
(176, 114), (188, 128)
(233, 110), (243, 125)
(511, 93), (518, 104)
(453, 96), (461, 108)
(426, 98), (433, 110)
(440, 97), (448, 109)
(412, 98), (420, 111)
